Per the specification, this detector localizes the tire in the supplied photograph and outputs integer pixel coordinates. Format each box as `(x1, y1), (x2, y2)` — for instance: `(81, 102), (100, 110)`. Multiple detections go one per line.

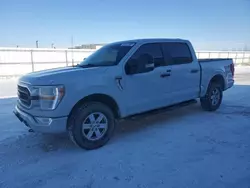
(67, 102), (115, 150)
(200, 82), (223, 111)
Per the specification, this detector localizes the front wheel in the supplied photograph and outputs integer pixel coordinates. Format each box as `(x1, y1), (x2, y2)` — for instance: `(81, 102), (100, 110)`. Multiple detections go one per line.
(200, 83), (223, 111)
(68, 102), (115, 150)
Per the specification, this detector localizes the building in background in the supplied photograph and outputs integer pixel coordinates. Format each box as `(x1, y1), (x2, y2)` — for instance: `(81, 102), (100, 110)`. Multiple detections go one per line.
(70, 44), (105, 49)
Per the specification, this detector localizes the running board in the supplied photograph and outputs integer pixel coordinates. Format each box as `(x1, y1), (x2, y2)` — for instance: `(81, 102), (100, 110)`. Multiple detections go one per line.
(125, 99), (197, 121)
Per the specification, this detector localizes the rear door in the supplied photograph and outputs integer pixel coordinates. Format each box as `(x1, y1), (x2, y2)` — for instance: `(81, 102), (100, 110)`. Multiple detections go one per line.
(162, 42), (200, 104)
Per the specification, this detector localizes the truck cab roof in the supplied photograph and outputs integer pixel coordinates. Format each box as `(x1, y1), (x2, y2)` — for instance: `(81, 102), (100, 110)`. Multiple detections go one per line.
(110, 38), (190, 45)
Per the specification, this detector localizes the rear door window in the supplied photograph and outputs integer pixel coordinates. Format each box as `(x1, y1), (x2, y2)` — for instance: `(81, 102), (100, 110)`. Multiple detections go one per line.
(162, 43), (193, 65)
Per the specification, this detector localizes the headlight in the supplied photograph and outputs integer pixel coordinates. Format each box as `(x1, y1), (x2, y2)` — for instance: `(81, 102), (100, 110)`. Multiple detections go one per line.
(32, 85), (65, 110)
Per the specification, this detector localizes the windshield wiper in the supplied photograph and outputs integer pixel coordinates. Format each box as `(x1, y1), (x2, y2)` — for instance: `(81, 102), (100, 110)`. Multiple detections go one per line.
(72, 64), (80, 67)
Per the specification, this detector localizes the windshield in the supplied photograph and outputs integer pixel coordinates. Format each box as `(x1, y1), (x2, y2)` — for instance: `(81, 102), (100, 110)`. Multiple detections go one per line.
(79, 42), (136, 67)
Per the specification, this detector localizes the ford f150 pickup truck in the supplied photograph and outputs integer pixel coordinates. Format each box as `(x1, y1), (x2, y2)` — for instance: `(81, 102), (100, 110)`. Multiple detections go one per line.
(14, 38), (235, 150)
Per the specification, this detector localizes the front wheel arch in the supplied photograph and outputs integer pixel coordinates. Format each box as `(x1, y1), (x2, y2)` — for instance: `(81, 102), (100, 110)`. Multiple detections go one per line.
(67, 101), (116, 150)
(67, 94), (120, 128)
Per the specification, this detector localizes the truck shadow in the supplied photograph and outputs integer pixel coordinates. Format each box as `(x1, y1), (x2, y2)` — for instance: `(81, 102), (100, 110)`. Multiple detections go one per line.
(114, 103), (201, 140)
(0, 84), (249, 152)
(111, 84), (250, 143)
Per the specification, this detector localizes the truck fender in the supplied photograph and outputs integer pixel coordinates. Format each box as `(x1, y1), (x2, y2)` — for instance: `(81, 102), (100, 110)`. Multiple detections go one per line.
(201, 72), (226, 97)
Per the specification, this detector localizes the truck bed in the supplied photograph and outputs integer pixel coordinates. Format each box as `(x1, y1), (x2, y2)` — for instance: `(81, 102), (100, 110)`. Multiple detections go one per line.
(198, 58), (232, 63)
(199, 58), (234, 97)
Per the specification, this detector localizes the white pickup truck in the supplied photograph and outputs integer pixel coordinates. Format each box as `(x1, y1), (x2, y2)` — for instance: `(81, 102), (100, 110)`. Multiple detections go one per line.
(14, 38), (235, 150)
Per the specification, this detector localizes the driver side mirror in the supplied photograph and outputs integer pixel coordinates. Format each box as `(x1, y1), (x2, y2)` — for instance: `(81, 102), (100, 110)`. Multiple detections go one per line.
(125, 59), (138, 75)
(125, 53), (155, 75)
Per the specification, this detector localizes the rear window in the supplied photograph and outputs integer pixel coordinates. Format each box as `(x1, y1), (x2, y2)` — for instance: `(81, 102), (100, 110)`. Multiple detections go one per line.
(162, 43), (193, 65)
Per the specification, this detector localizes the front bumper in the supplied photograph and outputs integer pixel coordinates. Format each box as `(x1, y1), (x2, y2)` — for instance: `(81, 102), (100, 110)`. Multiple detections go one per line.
(13, 105), (67, 134)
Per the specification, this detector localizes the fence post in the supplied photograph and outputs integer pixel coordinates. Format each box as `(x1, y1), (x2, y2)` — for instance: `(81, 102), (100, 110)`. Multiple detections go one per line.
(242, 51), (245, 65)
(71, 49), (74, 66)
(208, 52), (211, 58)
(235, 52), (238, 65)
(248, 53), (250, 65)
(65, 50), (68, 66)
(31, 50), (34, 72)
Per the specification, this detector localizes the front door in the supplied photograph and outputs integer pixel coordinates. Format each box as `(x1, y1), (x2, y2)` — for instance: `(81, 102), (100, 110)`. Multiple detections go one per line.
(122, 43), (171, 115)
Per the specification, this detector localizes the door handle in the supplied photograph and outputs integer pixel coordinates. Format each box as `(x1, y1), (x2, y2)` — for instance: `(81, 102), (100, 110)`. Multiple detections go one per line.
(160, 73), (171, 78)
(190, 69), (199, 73)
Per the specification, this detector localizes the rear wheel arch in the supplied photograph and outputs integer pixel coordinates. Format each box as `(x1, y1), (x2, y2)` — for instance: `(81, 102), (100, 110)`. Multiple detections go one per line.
(209, 74), (225, 90)
(200, 74), (225, 111)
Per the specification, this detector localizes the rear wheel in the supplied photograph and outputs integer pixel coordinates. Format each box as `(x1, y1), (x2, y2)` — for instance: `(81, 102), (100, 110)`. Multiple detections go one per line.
(200, 83), (223, 111)
(68, 102), (115, 150)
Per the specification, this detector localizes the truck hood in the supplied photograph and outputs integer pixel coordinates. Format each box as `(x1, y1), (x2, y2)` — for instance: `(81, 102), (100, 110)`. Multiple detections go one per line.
(19, 66), (107, 85)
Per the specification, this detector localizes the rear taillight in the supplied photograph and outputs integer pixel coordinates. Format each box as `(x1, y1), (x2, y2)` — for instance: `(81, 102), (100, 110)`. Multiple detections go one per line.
(230, 63), (235, 77)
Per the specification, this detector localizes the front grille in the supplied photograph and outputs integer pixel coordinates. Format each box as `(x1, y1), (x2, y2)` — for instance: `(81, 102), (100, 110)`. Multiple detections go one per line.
(18, 85), (31, 107)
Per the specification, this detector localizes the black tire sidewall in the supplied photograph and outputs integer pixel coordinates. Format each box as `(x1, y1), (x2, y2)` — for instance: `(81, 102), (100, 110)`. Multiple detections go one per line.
(210, 84), (222, 109)
(202, 83), (223, 111)
(69, 102), (115, 150)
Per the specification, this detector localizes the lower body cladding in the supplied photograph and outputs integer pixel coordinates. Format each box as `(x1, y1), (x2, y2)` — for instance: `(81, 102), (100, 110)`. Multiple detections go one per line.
(13, 106), (67, 133)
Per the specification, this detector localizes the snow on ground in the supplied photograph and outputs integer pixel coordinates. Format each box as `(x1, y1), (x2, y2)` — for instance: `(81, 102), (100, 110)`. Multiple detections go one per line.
(0, 67), (250, 188)
(0, 78), (18, 98)
(235, 65), (250, 74)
